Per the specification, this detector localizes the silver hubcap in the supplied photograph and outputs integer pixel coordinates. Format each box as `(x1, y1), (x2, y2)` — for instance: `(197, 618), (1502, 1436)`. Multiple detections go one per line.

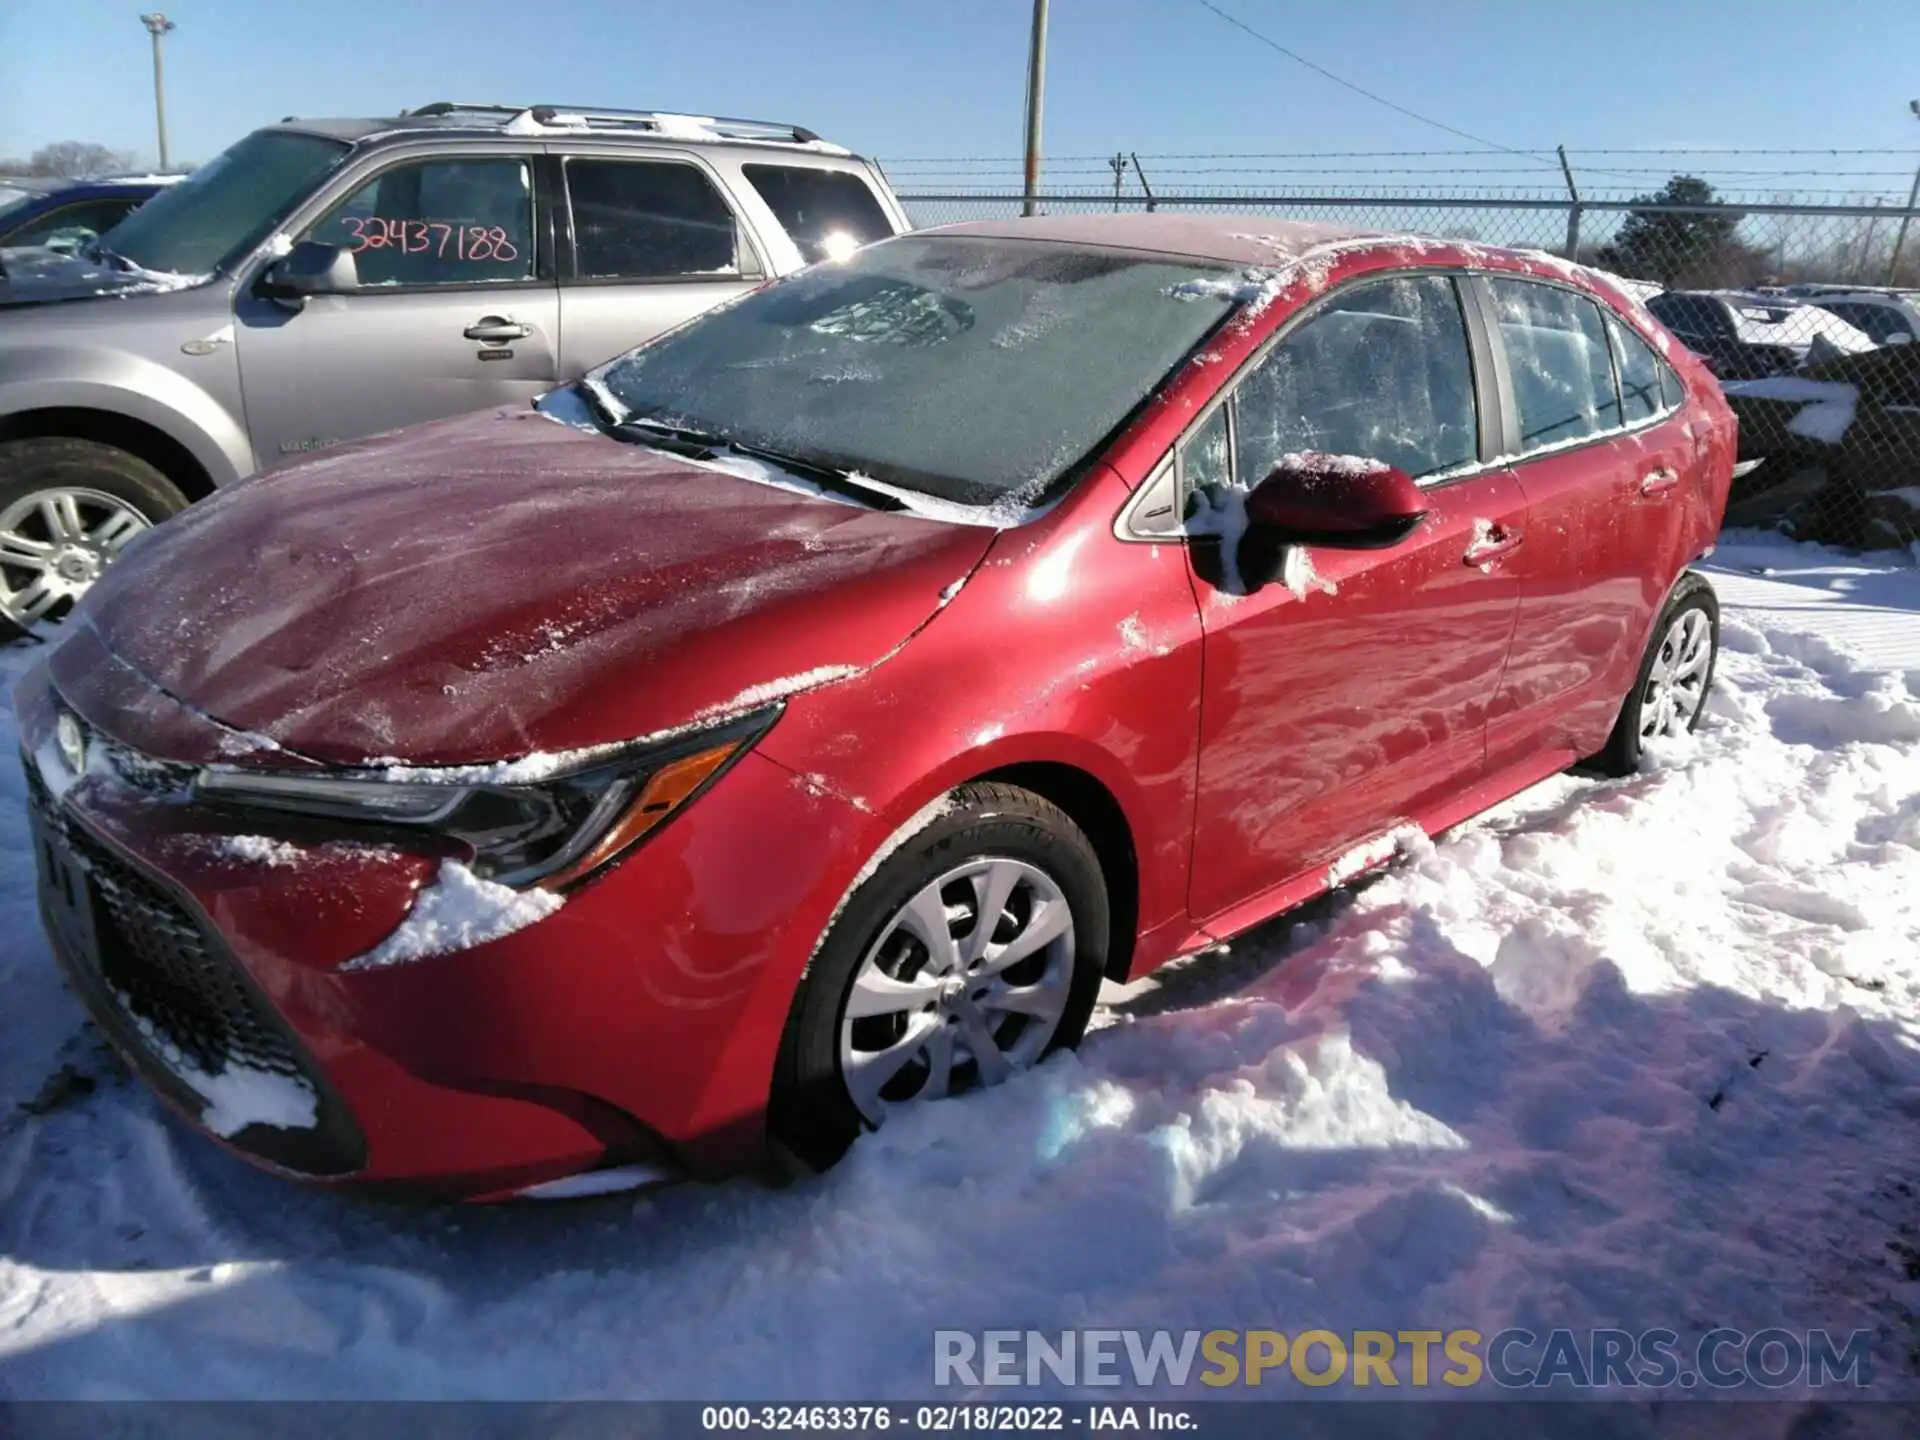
(1639, 608), (1713, 742)
(0, 488), (150, 633)
(839, 857), (1076, 1125)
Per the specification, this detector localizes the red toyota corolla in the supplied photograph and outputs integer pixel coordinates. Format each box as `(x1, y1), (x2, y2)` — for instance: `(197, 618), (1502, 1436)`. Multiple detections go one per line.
(16, 215), (1733, 1199)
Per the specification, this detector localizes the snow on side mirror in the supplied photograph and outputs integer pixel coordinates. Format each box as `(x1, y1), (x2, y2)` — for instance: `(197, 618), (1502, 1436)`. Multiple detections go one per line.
(1245, 453), (1428, 549)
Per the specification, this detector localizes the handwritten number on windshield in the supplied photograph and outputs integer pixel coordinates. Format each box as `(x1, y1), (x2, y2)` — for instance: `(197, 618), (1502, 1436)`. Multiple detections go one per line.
(339, 217), (518, 263)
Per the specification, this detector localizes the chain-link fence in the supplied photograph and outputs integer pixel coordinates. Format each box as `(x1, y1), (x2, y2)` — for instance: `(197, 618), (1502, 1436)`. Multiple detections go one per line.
(890, 180), (1920, 552)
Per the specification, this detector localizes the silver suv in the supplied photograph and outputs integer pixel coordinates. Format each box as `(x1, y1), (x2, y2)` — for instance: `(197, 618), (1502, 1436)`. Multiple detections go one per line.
(0, 102), (909, 635)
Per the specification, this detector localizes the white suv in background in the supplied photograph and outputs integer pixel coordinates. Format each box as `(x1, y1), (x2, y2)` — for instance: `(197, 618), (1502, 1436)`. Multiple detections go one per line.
(1785, 285), (1920, 346)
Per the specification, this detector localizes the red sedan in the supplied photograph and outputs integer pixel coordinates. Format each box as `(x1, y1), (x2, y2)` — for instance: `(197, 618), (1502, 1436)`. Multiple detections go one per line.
(16, 215), (1734, 1199)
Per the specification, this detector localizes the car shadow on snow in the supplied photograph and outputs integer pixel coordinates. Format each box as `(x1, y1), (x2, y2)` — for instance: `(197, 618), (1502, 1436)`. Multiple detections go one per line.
(5, 839), (1920, 1425)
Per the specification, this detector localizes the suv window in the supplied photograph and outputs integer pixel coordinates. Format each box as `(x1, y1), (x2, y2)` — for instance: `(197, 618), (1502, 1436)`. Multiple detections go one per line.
(1648, 293), (1727, 338)
(1231, 274), (1479, 483)
(308, 158), (536, 286)
(741, 164), (894, 263)
(565, 159), (741, 279)
(1487, 278), (1620, 452)
(5, 197), (143, 252)
(1818, 300), (1912, 344)
(1605, 313), (1675, 424)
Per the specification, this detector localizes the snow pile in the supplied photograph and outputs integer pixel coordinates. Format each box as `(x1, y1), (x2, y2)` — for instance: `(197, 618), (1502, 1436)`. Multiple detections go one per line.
(342, 860), (564, 972)
(3, 535), (1920, 1401)
(690, 664), (863, 724)
(1724, 377), (1861, 448)
(1275, 451), (1391, 477)
(217, 835), (304, 868)
(175, 1062), (318, 1141)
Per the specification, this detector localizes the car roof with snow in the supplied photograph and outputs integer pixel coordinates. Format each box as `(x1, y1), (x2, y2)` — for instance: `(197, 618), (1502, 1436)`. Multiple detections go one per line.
(920, 213), (1390, 266)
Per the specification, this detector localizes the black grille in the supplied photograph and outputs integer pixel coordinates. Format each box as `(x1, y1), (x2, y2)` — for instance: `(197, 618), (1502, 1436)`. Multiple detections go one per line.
(25, 758), (367, 1177)
(73, 814), (309, 1085)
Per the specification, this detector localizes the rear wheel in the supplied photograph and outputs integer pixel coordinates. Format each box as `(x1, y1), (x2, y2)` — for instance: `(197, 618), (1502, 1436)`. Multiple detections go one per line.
(770, 783), (1110, 1170)
(1589, 573), (1719, 776)
(0, 438), (188, 640)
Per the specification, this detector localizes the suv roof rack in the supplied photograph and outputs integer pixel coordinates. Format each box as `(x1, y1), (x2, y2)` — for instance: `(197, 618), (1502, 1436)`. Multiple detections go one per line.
(405, 101), (826, 147)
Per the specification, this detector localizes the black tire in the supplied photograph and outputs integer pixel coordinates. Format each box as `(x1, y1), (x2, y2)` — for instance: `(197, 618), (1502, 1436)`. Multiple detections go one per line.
(1588, 572), (1720, 778)
(0, 437), (190, 642)
(770, 782), (1111, 1171)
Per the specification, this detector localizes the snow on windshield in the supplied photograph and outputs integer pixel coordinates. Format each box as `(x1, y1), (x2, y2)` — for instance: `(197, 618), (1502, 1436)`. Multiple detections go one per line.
(593, 236), (1238, 516)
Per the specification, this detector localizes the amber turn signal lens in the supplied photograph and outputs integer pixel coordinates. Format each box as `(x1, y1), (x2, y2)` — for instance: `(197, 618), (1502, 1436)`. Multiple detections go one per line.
(537, 741), (741, 890)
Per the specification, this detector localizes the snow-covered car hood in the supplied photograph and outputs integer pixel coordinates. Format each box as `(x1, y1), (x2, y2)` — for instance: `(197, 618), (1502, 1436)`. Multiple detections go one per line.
(63, 408), (996, 766)
(0, 245), (204, 307)
(1724, 299), (1875, 355)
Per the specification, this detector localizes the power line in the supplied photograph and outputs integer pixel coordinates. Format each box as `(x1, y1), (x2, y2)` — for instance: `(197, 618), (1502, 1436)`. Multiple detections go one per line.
(1188, 0), (1546, 157)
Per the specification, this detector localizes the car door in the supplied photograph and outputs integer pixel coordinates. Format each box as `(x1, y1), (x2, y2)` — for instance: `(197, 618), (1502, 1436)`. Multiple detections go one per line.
(1479, 276), (1696, 768)
(234, 153), (560, 467)
(1185, 272), (1527, 923)
(553, 153), (763, 377)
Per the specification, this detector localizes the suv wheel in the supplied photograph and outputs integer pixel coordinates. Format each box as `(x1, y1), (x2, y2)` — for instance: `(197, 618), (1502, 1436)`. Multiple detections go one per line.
(770, 783), (1110, 1171)
(0, 438), (189, 640)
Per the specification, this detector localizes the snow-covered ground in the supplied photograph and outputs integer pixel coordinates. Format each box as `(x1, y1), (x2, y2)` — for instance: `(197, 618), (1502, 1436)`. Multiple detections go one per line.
(3, 531), (1920, 1411)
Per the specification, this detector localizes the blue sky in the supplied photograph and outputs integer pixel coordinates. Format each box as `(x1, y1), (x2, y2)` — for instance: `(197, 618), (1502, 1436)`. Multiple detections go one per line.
(2, 0), (1916, 190)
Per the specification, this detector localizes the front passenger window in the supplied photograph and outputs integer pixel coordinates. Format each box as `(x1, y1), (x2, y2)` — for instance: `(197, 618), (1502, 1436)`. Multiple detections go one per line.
(1232, 274), (1480, 483)
(307, 158), (536, 287)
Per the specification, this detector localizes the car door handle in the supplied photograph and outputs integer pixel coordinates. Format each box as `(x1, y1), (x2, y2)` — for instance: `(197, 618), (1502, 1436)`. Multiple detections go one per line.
(1639, 467), (1681, 497)
(464, 316), (532, 342)
(1463, 527), (1523, 566)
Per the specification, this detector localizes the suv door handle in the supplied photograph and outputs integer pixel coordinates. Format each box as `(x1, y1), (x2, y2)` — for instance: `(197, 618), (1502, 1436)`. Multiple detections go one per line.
(1463, 526), (1524, 566)
(464, 315), (532, 342)
(1639, 467), (1681, 497)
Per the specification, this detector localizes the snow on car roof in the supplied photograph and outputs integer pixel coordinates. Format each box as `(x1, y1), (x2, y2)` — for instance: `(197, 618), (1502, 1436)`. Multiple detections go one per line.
(921, 213), (1388, 266)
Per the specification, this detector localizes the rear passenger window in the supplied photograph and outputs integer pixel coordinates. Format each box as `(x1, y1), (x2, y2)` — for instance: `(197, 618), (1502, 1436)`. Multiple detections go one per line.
(1658, 357), (1684, 409)
(741, 165), (894, 264)
(565, 159), (742, 279)
(1231, 274), (1479, 482)
(1488, 278), (1620, 452)
(1606, 313), (1668, 423)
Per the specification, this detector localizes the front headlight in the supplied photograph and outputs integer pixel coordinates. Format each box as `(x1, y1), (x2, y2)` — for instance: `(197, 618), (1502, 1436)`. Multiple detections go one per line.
(191, 708), (777, 891)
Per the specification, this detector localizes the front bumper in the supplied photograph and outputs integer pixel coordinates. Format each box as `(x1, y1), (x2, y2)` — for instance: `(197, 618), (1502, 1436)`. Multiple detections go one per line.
(15, 653), (872, 1199)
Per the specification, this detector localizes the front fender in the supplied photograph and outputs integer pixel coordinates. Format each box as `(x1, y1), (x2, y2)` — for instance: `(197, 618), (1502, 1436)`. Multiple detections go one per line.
(0, 345), (251, 487)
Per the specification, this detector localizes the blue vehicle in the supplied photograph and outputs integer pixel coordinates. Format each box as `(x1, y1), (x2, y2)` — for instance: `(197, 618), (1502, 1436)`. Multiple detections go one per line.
(0, 174), (176, 255)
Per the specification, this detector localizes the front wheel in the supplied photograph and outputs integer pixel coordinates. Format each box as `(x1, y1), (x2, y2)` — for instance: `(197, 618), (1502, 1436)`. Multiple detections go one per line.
(770, 782), (1110, 1171)
(0, 438), (189, 640)
(1589, 572), (1720, 776)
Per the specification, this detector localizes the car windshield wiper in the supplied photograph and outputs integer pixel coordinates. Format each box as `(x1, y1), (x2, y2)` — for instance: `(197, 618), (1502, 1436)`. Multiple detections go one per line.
(607, 407), (904, 513)
(723, 439), (906, 512)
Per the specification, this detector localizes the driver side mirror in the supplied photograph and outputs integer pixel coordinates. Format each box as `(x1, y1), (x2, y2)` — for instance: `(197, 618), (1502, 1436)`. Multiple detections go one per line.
(1236, 453), (1428, 588)
(258, 240), (359, 304)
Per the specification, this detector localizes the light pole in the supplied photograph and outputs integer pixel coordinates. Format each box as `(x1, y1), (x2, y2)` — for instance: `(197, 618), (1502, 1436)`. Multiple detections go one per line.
(140, 12), (175, 171)
(1889, 99), (1920, 288)
(1021, 0), (1049, 218)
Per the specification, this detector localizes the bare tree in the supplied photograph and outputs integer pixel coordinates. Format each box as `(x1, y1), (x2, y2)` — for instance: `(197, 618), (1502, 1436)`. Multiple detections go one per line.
(22, 142), (137, 178)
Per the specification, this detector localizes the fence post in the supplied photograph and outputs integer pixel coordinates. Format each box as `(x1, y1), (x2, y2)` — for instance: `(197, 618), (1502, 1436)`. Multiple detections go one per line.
(1558, 145), (1583, 260)
(1888, 158), (1920, 287)
(1131, 153), (1156, 213)
(1111, 153), (1126, 213)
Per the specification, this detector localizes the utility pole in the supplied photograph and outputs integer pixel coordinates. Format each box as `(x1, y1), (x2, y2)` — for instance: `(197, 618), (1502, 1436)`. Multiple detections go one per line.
(140, 12), (176, 171)
(1889, 99), (1920, 288)
(1021, 0), (1049, 217)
